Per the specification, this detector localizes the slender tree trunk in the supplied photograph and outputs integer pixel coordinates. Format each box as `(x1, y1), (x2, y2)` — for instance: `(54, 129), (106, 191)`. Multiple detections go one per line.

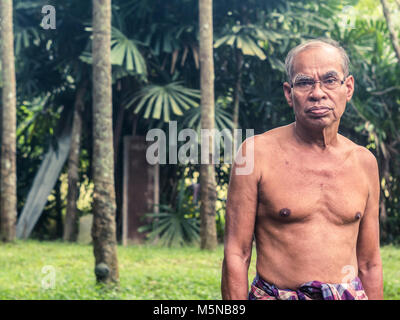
(381, 0), (400, 64)
(379, 196), (387, 242)
(0, 0), (17, 242)
(232, 49), (243, 131)
(232, 49), (243, 153)
(199, 0), (217, 250)
(55, 179), (63, 239)
(113, 83), (127, 242)
(63, 80), (88, 242)
(379, 153), (391, 242)
(91, 0), (119, 284)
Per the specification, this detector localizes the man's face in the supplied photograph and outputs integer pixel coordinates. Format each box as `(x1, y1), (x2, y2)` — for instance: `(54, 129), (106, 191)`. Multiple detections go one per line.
(283, 45), (354, 129)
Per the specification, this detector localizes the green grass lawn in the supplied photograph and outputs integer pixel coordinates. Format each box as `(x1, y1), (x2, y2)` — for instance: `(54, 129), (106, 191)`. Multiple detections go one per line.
(0, 241), (399, 300)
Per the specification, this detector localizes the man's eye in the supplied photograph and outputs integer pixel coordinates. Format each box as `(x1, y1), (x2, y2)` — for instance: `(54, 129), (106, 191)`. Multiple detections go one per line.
(296, 81), (313, 87)
(324, 78), (338, 84)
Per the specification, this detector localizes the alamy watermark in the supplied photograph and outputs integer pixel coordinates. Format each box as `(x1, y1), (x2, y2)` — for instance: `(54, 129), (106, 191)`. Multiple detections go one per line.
(41, 265), (56, 290)
(146, 121), (255, 175)
(341, 265), (357, 288)
(41, 5), (56, 30)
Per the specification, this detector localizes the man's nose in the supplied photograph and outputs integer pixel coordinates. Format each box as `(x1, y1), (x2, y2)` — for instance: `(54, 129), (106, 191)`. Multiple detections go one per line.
(309, 82), (327, 101)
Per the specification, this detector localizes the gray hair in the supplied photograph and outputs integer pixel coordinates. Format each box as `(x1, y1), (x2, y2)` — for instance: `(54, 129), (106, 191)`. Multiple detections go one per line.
(285, 38), (350, 83)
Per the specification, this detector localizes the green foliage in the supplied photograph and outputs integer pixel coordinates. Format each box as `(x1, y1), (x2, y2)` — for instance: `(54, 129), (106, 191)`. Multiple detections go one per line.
(179, 99), (234, 136)
(110, 27), (147, 76)
(214, 25), (269, 60)
(139, 179), (200, 247)
(14, 1), (45, 55)
(128, 81), (200, 122)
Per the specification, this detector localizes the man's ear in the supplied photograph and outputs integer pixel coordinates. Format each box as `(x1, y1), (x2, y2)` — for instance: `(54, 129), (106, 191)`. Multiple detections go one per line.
(345, 75), (354, 102)
(283, 82), (293, 107)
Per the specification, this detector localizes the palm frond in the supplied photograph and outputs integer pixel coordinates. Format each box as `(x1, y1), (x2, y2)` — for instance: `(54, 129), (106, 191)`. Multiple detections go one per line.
(126, 81), (200, 122)
(214, 25), (268, 60)
(111, 27), (147, 75)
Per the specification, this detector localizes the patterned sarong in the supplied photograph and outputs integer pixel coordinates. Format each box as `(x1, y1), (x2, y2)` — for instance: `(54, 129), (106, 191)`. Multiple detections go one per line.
(249, 273), (368, 300)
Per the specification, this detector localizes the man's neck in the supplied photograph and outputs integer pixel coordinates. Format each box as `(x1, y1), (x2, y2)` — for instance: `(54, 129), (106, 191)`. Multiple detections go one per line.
(293, 121), (339, 150)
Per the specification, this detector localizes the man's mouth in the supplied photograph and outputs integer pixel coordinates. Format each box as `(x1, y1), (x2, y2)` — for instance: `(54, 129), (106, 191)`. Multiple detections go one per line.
(305, 106), (333, 115)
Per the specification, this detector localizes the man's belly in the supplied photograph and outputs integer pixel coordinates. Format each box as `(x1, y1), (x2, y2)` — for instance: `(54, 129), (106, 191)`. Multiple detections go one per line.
(254, 221), (359, 290)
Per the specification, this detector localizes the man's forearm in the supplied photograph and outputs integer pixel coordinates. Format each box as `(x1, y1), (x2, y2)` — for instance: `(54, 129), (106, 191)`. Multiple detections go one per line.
(221, 256), (250, 300)
(359, 264), (384, 300)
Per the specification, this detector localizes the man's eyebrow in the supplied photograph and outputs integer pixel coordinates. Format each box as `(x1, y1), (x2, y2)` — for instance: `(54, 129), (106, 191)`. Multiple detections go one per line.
(293, 74), (313, 81)
(321, 71), (339, 78)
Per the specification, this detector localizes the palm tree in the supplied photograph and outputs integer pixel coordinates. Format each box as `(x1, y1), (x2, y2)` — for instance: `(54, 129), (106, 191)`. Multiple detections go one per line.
(0, 0), (17, 242)
(91, 0), (119, 284)
(199, 0), (217, 250)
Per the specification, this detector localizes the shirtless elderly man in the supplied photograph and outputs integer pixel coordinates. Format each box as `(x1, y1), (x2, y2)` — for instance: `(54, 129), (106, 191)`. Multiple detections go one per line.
(221, 39), (383, 300)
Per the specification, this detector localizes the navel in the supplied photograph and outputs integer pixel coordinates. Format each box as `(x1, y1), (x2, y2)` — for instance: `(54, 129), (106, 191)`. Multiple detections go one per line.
(279, 208), (291, 217)
(355, 212), (361, 220)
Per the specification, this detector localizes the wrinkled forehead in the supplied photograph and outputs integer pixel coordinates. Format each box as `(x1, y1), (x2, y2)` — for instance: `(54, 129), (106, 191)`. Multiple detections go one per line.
(292, 45), (344, 79)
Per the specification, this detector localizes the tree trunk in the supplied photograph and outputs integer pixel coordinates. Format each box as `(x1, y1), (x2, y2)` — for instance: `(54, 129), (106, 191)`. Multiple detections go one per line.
(0, 0), (17, 242)
(63, 80), (88, 242)
(55, 179), (64, 239)
(232, 49), (243, 153)
(379, 152), (391, 242)
(91, 0), (119, 284)
(113, 82), (127, 242)
(232, 49), (243, 131)
(199, 0), (217, 250)
(379, 196), (387, 242)
(380, 0), (400, 64)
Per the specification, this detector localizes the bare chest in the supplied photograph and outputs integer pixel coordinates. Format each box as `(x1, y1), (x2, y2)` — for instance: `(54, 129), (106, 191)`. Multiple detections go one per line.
(258, 154), (369, 225)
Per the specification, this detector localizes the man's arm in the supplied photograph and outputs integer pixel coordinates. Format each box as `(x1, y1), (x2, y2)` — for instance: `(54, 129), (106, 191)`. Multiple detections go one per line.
(221, 137), (260, 300)
(356, 148), (384, 300)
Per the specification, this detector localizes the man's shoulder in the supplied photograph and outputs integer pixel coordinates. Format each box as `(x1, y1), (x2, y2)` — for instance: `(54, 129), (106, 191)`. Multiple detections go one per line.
(242, 124), (291, 149)
(339, 134), (378, 171)
(235, 125), (289, 175)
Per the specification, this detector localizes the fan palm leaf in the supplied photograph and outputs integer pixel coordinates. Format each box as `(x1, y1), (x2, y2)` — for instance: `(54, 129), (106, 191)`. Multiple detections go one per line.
(126, 81), (200, 122)
(110, 27), (147, 75)
(214, 25), (272, 60)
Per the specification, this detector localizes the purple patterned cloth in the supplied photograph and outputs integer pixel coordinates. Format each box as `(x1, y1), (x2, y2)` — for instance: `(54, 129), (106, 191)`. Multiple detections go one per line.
(249, 273), (368, 300)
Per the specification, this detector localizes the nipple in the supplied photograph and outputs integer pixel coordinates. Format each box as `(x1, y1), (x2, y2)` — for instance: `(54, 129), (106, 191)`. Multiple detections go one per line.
(279, 208), (291, 217)
(355, 212), (361, 220)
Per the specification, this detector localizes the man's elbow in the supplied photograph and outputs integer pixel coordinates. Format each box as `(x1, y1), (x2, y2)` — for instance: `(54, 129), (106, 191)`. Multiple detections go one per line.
(358, 259), (382, 276)
(223, 247), (252, 267)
